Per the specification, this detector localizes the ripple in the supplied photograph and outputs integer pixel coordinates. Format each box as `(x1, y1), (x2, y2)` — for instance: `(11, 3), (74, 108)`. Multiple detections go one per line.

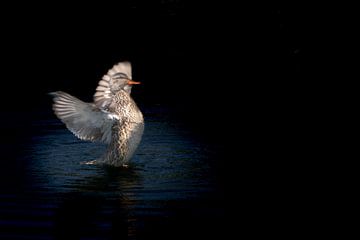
(0, 106), (224, 239)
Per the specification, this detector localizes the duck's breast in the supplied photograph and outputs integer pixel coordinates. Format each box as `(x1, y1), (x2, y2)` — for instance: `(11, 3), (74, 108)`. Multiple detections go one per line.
(113, 90), (144, 162)
(125, 121), (144, 161)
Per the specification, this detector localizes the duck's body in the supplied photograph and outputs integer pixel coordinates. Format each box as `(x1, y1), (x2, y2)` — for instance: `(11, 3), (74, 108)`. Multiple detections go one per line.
(50, 62), (144, 167)
(101, 90), (144, 166)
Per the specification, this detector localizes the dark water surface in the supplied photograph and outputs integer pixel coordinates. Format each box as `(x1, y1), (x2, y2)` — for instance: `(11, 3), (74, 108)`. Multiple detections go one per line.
(0, 106), (225, 239)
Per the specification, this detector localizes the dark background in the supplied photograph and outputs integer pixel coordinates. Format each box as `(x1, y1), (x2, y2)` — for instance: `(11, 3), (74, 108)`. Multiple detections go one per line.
(0, 1), (305, 238)
(0, 1), (305, 172)
(0, 2), (303, 120)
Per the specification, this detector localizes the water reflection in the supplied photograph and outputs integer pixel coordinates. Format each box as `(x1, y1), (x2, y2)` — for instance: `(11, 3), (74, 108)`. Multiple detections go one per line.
(52, 167), (140, 239)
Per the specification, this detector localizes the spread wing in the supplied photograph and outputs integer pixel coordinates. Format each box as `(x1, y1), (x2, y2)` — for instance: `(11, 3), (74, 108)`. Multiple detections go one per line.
(50, 91), (116, 144)
(93, 61), (132, 110)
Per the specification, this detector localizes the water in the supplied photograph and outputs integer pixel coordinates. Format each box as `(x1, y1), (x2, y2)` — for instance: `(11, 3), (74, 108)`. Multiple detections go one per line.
(0, 106), (225, 239)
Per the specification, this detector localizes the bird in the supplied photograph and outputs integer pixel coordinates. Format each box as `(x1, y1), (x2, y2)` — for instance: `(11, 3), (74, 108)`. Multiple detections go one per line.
(49, 61), (144, 167)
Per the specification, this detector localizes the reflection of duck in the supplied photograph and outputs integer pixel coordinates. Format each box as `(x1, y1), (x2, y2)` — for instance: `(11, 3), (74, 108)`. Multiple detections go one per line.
(50, 62), (144, 167)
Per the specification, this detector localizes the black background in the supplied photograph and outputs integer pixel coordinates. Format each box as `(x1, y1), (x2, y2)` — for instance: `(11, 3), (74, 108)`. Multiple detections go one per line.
(0, 1), (304, 153)
(0, 2), (303, 114)
(0, 1), (305, 237)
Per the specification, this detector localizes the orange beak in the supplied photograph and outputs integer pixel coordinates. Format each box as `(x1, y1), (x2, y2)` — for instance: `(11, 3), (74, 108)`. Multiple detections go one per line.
(127, 80), (141, 85)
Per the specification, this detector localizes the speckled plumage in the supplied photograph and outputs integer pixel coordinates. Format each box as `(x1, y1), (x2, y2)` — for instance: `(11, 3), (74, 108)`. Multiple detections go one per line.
(50, 62), (144, 167)
(101, 90), (144, 166)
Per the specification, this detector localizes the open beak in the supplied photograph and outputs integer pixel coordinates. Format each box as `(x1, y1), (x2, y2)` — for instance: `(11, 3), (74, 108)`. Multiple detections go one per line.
(127, 80), (141, 85)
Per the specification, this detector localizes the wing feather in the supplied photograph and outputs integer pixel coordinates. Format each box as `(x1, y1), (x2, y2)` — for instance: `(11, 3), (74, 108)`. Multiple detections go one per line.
(93, 61), (132, 110)
(50, 91), (115, 144)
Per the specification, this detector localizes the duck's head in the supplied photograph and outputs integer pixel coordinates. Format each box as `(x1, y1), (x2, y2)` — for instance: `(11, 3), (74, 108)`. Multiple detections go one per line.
(110, 72), (141, 94)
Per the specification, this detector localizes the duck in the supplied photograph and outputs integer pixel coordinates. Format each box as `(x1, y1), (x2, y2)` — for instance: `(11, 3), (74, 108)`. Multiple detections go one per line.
(50, 61), (144, 167)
